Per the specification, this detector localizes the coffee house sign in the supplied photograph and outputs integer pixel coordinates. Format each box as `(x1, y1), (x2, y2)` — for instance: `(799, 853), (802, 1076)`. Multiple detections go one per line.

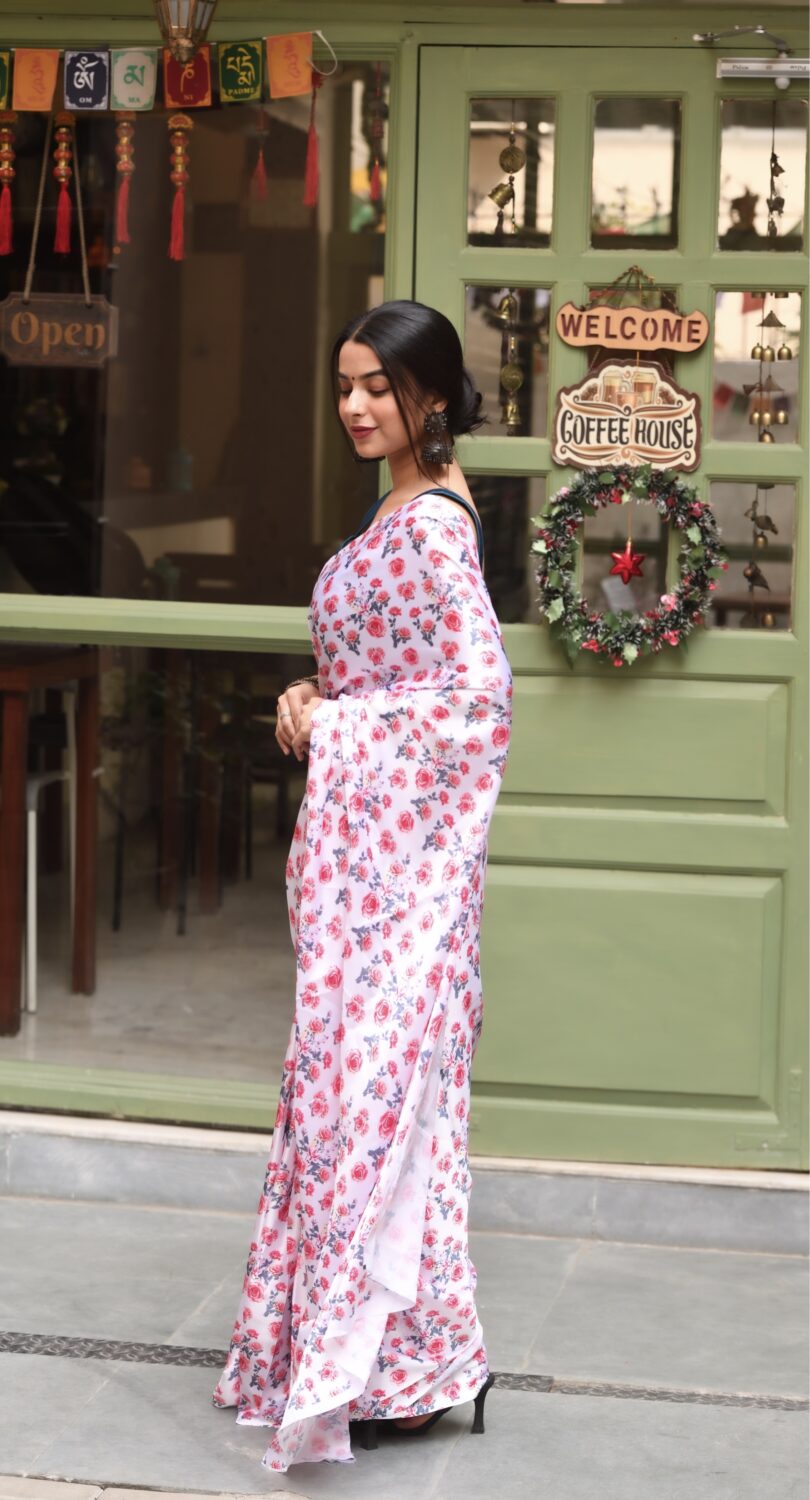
(552, 295), (708, 473)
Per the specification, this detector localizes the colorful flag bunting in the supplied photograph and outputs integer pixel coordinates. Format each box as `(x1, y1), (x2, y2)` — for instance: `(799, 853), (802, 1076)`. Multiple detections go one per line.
(12, 49), (59, 111)
(266, 32), (313, 99)
(218, 40), (263, 103)
(163, 45), (212, 109)
(111, 48), (158, 111)
(64, 50), (110, 110)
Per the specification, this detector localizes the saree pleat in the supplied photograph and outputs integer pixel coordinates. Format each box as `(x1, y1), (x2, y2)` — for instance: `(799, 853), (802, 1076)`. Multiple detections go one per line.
(213, 496), (512, 1470)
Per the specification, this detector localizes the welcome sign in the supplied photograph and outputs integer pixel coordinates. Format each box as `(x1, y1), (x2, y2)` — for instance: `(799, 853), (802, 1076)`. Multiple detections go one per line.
(552, 360), (701, 472)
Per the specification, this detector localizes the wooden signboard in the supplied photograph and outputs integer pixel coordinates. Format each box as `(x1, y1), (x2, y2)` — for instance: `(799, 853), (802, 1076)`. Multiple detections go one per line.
(556, 302), (709, 354)
(0, 293), (118, 367)
(552, 359), (701, 472)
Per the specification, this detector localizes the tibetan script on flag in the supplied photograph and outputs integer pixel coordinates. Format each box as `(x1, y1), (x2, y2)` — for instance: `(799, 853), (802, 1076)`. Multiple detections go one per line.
(12, 49), (59, 111)
(266, 32), (313, 98)
(64, 50), (110, 110)
(110, 48), (157, 111)
(219, 40), (263, 103)
(163, 45), (212, 108)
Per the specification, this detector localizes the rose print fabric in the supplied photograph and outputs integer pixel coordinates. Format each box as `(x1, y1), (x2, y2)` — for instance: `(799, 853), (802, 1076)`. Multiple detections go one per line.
(213, 493), (512, 1471)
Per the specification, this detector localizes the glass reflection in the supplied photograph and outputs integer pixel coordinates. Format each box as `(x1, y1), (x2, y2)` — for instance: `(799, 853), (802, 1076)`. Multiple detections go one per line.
(713, 291), (801, 443)
(591, 98), (680, 249)
(707, 482), (795, 630)
(580, 493), (668, 617)
(464, 286), (551, 437)
(0, 63), (388, 606)
(468, 473), (545, 624)
(718, 97), (807, 251)
(468, 99), (555, 246)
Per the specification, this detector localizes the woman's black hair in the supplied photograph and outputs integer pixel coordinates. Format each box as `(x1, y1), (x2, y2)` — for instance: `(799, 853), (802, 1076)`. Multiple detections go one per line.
(331, 299), (486, 475)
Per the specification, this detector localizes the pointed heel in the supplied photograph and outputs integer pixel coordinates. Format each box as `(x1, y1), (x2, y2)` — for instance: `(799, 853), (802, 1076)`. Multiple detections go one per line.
(471, 1372), (496, 1434)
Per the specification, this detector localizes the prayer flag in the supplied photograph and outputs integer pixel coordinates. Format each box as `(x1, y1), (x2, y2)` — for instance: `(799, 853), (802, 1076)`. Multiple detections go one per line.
(163, 45), (212, 108)
(12, 49), (58, 111)
(218, 40), (263, 103)
(110, 48), (158, 111)
(64, 50), (110, 110)
(266, 32), (312, 99)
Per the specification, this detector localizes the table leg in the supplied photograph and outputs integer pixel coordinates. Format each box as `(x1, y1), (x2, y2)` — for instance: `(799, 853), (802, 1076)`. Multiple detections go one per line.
(0, 691), (28, 1035)
(71, 671), (99, 994)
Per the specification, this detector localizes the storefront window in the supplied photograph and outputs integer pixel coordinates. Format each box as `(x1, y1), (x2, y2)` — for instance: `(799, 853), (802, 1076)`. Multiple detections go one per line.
(467, 98), (555, 246)
(464, 285), (551, 437)
(467, 473), (545, 624)
(718, 97), (807, 251)
(713, 291), (801, 443)
(591, 98), (681, 249)
(0, 63), (390, 607)
(707, 482), (796, 630)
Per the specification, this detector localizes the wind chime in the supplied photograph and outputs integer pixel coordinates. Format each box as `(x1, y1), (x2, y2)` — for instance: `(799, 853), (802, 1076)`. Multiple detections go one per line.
(488, 104), (526, 244)
(741, 485), (778, 628)
(745, 295), (794, 443)
(495, 291), (523, 434)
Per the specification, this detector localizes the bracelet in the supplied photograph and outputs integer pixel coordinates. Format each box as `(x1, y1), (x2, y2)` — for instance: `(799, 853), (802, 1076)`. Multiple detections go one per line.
(285, 674), (319, 691)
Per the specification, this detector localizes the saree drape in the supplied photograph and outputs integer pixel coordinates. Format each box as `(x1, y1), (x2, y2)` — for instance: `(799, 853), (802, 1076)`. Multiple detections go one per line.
(213, 493), (512, 1471)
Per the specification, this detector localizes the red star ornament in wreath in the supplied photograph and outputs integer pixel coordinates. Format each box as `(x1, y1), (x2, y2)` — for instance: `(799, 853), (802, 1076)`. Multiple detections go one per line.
(609, 539), (646, 585)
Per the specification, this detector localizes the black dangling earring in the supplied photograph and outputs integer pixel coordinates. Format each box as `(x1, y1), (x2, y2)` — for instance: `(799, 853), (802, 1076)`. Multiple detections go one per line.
(421, 408), (454, 465)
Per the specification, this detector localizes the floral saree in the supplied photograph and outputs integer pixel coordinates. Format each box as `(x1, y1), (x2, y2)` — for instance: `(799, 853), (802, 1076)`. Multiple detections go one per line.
(213, 491), (512, 1471)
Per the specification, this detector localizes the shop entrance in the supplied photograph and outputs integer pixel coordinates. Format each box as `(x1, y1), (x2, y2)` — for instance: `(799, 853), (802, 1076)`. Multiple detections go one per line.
(415, 45), (808, 1166)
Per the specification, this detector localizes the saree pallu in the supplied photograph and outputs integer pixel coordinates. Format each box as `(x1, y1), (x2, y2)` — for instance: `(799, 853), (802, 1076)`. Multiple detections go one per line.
(213, 494), (512, 1470)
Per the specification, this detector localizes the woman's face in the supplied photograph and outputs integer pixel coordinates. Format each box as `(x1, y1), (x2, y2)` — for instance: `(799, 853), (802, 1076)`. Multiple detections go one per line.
(337, 338), (424, 463)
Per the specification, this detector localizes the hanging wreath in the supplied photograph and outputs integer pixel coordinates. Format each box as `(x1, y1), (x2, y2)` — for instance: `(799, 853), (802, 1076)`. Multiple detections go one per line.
(532, 464), (729, 668)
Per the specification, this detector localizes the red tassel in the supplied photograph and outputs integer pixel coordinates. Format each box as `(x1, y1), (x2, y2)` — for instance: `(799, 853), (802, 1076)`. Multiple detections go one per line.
(0, 182), (12, 255)
(303, 79), (322, 208)
(55, 181), (71, 253)
(369, 160), (381, 203)
(169, 184), (185, 261)
(251, 146), (267, 201)
(115, 173), (131, 246)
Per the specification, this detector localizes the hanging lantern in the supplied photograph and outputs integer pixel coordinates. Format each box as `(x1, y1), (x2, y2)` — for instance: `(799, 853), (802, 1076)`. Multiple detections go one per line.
(52, 112), (74, 254)
(114, 112), (135, 249)
(0, 110), (16, 256)
(154, 0), (219, 64)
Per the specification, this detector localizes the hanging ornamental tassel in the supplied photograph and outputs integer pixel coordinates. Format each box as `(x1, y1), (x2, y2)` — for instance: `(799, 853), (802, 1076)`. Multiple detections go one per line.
(303, 72), (324, 208)
(167, 111), (192, 261)
(251, 107), (268, 201)
(53, 112), (74, 254)
(368, 62), (384, 203)
(114, 111), (135, 248)
(0, 110), (16, 255)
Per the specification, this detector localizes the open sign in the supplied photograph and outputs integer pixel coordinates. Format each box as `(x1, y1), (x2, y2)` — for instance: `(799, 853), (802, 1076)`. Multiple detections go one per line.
(0, 292), (118, 366)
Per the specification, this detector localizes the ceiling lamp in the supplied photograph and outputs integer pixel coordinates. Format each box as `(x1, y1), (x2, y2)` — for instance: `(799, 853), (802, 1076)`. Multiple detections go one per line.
(153, 1), (219, 64)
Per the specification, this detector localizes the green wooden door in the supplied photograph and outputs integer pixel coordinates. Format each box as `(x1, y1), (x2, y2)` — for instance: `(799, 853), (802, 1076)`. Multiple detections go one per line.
(416, 44), (808, 1168)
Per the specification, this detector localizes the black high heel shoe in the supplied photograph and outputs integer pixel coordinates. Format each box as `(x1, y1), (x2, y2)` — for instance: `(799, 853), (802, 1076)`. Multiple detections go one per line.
(350, 1372), (495, 1451)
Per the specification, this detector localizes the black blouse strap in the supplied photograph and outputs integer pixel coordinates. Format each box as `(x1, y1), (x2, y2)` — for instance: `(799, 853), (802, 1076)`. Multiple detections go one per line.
(341, 493), (388, 549)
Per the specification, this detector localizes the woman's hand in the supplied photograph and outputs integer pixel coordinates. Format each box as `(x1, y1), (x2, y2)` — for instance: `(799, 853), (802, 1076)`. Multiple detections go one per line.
(275, 680), (322, 760)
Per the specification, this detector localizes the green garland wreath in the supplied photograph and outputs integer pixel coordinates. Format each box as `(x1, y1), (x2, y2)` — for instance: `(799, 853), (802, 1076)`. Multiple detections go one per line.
(532, 464), (729, 668)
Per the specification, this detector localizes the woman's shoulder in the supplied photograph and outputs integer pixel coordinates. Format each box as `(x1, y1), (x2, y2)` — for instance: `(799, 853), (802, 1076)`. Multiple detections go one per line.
(403, 490), (483, 565)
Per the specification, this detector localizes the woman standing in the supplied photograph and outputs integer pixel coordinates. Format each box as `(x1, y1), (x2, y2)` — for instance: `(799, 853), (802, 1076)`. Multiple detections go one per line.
(213, 301), (512, 1472)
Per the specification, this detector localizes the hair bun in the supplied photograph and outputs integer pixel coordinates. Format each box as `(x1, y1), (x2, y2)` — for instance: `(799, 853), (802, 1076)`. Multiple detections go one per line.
(452, 368), (487, 436)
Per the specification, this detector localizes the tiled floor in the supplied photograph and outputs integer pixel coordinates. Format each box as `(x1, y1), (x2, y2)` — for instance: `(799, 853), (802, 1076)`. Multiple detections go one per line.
(1, 811), (297, 1084)
(0, 1194), (806, 1499)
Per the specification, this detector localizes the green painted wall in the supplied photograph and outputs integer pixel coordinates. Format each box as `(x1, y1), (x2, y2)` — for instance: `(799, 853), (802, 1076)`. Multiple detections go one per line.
(0, 5), (806, 1167)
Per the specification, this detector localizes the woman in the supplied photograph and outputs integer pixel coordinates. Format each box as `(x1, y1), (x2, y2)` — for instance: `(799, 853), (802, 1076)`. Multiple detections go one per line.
(213, 300), (512, 1472)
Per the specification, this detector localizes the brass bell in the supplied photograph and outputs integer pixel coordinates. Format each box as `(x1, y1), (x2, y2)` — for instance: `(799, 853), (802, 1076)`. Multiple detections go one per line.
(749, 408), (761, 425)
(775, 409), (788, 425)
(777, 343), (793, 360)
(504, 394), (521, 433)
(755, 532), (768, 549)
(759, 429), (775, 443)
(762, 612), (775, 628)
(751, 342), (765, 360)
(495, 291), (518, 322)
(489, 180), (514, 211)
(762, 345), (775, 362)
(760, 409), (772, 425)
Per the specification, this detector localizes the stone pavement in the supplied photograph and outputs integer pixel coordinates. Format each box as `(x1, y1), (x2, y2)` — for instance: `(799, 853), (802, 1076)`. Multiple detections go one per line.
(0, 1189), (807, 1500)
